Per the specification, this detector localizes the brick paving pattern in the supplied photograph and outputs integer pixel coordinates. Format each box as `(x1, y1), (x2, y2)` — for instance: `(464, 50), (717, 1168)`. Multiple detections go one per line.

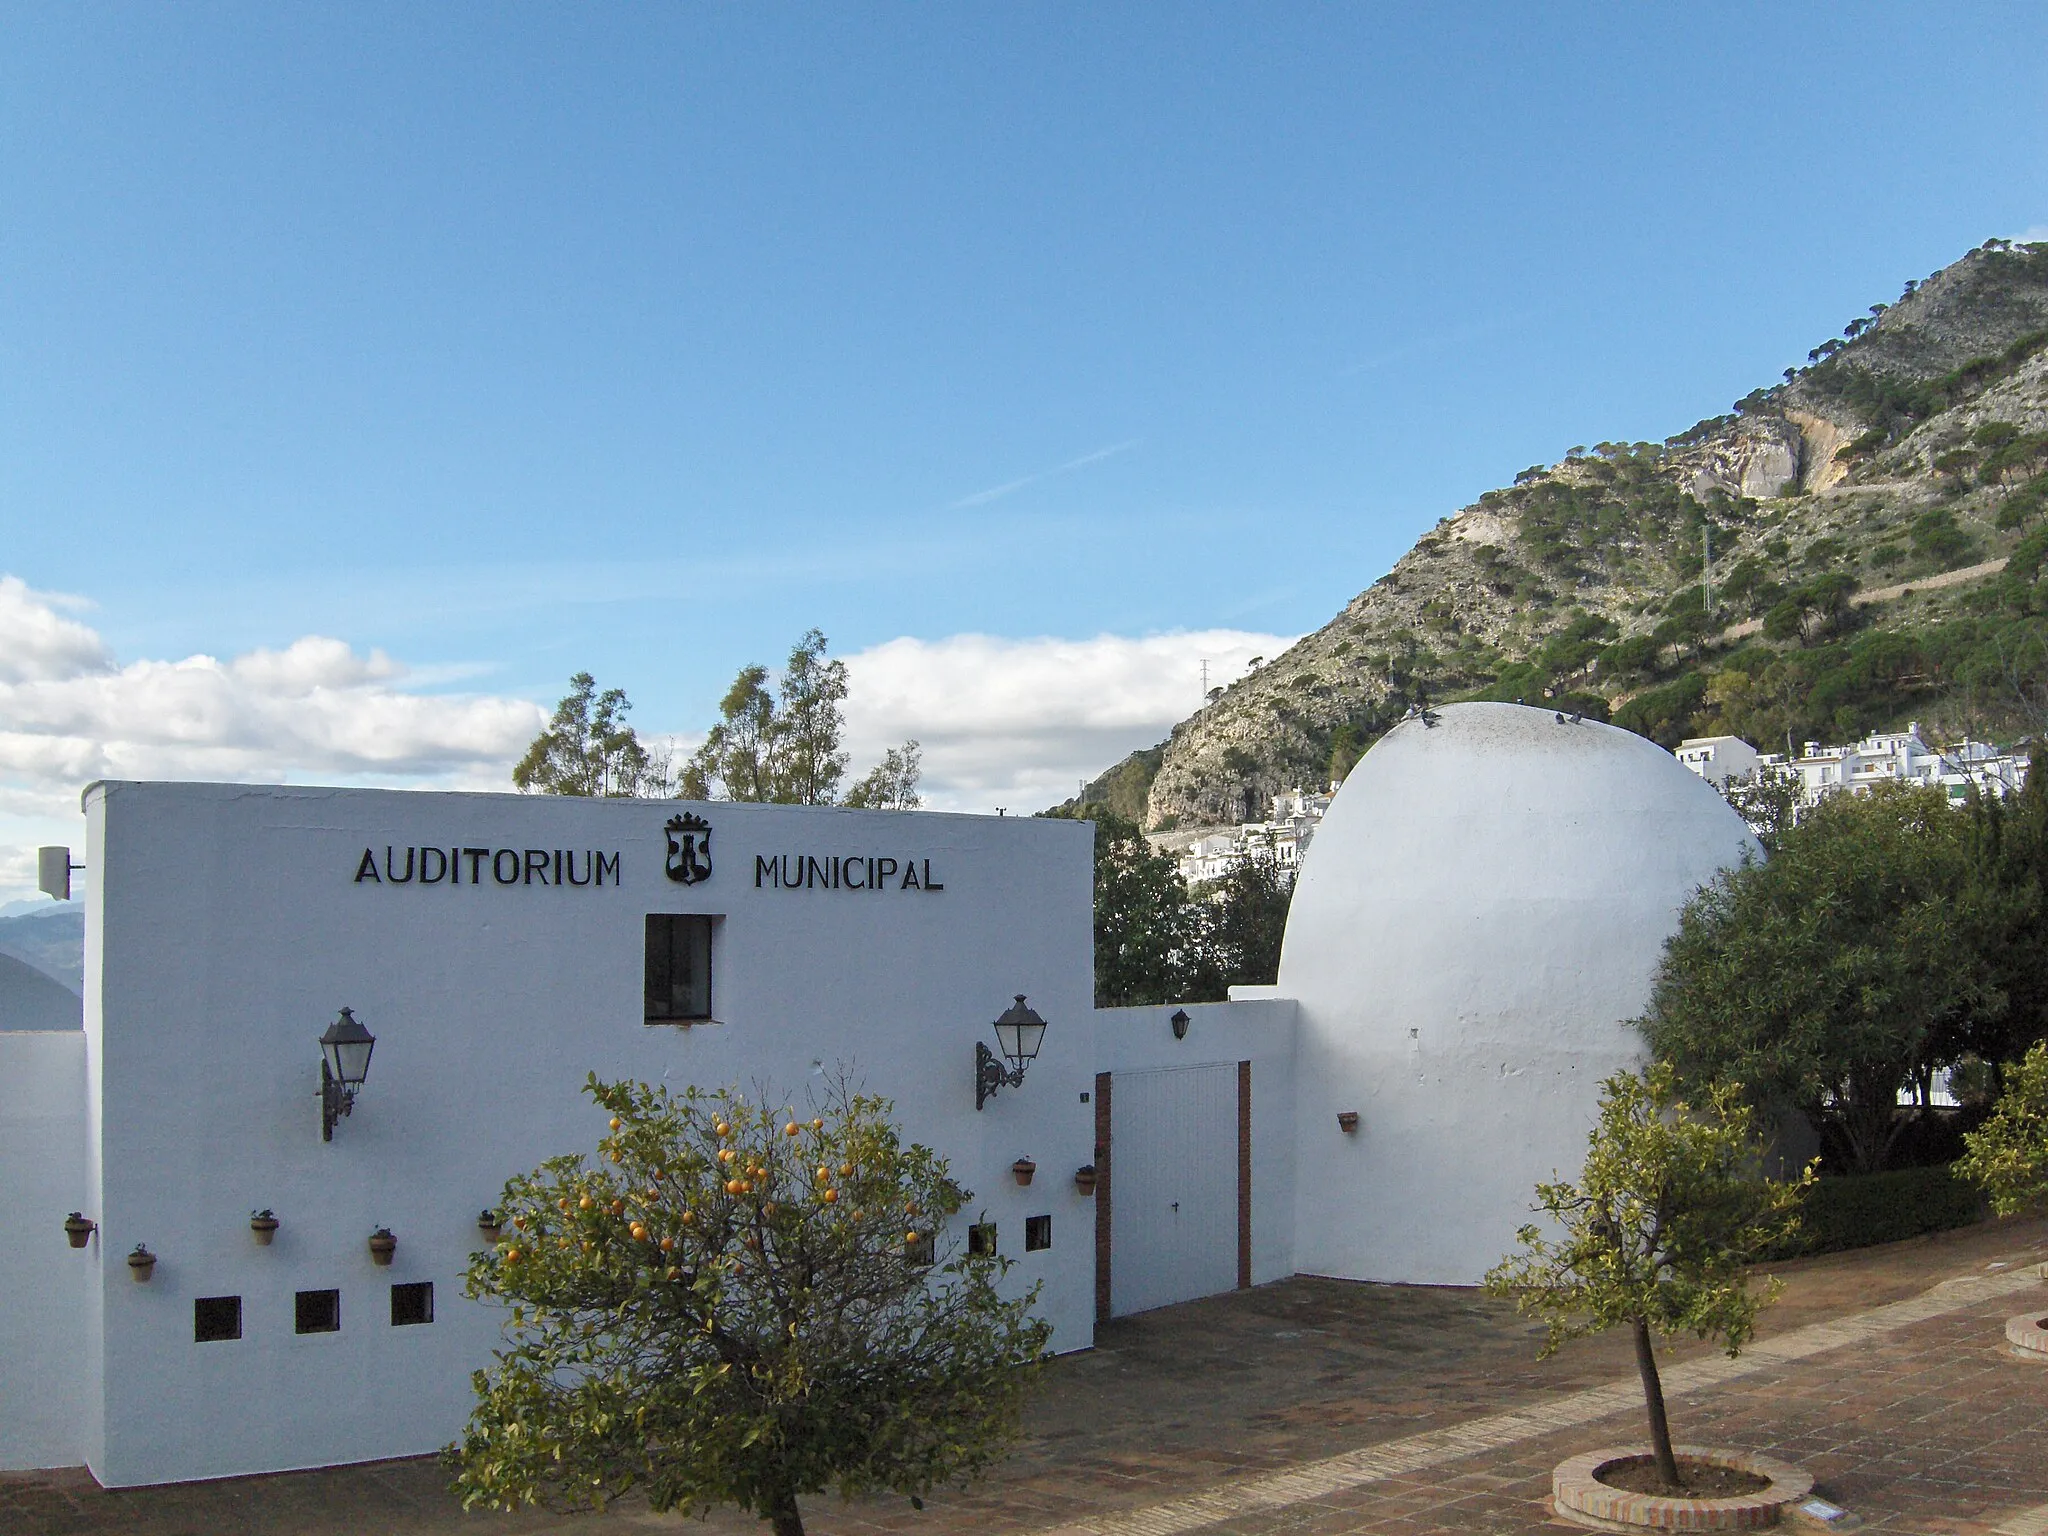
(6, 1218), (2048, 1536)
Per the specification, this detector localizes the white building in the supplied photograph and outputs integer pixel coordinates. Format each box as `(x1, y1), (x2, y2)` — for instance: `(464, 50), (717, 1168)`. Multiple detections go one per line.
(1674, 735), (1762, 787)
(1681, 722), (2033, 810)
(1, 705), (1756, 1487)
(1167, 787), (1333, 886)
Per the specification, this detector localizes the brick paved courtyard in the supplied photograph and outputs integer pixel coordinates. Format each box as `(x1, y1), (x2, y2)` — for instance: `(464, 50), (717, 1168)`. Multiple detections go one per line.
(6, 1217), (2048, 1536)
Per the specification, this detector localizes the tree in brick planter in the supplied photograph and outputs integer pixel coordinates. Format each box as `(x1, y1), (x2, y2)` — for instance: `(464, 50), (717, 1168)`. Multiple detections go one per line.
(1484, 1065), (1810, 1491)
(450, 1076), (1050, 1535)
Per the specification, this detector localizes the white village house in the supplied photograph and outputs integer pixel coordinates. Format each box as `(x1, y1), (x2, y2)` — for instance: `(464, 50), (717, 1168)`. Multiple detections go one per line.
(1676, 721), (2031, 808)
(0, 704), (1755, 1487)
(1159, 786), (1334, 886)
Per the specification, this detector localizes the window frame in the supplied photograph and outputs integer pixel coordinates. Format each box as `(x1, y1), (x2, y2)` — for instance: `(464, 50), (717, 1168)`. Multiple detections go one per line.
(644, 912), (717, 1025)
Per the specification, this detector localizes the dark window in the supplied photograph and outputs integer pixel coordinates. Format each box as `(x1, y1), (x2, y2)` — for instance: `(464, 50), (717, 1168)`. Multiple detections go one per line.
(968, 1222), (998, 1257)
(1025, 1215), (1051, 1252)
(903, 1231), (935, 1269)
(194, 1295), (241, 1342)
(391, 1281), (433, 1326)
(645, 914), (713, 1022)
(295, 1289), (340, 1334)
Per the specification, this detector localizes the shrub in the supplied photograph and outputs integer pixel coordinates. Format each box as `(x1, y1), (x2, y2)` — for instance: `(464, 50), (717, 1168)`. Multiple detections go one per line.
(1761, 1163), (1983, 1259)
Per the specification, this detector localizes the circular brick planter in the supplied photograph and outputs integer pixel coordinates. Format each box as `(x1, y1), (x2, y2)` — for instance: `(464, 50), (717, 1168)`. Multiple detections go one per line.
(1552, 1446), (1812, 1531)
(2004, 1312), (2048, 1360)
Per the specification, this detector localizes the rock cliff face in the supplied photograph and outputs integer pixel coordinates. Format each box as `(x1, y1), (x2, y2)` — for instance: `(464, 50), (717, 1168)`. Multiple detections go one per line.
(1068, 241), (2048, 830)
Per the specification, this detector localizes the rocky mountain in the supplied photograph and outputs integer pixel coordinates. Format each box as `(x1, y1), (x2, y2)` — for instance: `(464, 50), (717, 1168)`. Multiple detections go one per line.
(1069, 240), (2048, 831)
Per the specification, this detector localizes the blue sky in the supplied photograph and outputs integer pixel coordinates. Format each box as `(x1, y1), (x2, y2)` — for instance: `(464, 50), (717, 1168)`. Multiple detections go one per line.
(2, 4), (2047, 891)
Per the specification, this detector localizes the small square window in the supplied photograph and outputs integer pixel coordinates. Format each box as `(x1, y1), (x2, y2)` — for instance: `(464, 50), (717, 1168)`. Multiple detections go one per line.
(391, 1281), (433, 1326)
(903, 1231), (935, 1269)
(194, 1295), (242, 1342)
(645, 914), (713, 1023)
(295, 1288), (340, 1335)
(968, 1222), (998, 1258)
(1025, 1215), (1051, 1252)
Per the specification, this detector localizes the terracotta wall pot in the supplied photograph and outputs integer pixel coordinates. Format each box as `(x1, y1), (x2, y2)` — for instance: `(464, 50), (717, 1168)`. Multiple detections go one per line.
(63, 1212), (96, 1249)
(477, 1209), (504, 1242)
(127, 1245), (156, 1282)
(1337, 1111), (1360, 1134)
(250, 1211), (279, 1245)
(368, 1228), (397, 1266)
(1012, 1158), (1037, 1186)
(1073, 1165), (1098, 1196)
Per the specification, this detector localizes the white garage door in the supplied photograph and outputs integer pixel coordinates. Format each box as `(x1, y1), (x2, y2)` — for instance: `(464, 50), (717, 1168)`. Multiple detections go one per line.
(1109, 1063), (1238, 1316)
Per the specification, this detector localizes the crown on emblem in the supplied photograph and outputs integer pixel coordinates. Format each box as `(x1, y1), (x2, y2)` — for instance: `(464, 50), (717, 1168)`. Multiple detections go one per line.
(665, 812), (710, 834)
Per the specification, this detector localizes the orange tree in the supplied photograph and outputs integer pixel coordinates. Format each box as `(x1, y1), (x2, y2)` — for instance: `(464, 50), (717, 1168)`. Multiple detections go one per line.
(449, 1076), (1050, 1535)
(1484, 1065), (1809, 1489)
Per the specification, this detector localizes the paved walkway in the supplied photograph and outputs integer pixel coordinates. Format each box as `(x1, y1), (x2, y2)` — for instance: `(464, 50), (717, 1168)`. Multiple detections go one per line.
(7, 1217), (2048, 1536)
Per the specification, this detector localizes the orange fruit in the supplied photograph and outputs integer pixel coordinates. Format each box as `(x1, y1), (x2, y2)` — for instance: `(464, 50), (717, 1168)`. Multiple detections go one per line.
(726, 1178), (747, 1196)
(660, 1236), (675, 1251)
(810, 1117), (823, 1130)
(784, 1122), (800, 1137)
(838, 1163), (853, 1178)
(822, 1189), (838, 1204)
(609, 1117), (621, 1130)
(714, 1121), (730, 1138)
(579, 1195), (593, 1210)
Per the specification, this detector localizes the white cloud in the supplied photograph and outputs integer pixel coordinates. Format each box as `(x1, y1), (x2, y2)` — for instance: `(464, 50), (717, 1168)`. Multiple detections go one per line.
(2015, 225), (2048, 246)
(0, 572), (1292, 898)
(842, 629), (1294, 813)
(0, 575), (548, 899)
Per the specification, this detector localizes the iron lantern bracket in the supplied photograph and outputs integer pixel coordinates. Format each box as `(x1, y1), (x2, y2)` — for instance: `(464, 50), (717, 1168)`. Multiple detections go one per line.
(976, 1041), (1026, 1111)
(321, 1059), (358, 1142)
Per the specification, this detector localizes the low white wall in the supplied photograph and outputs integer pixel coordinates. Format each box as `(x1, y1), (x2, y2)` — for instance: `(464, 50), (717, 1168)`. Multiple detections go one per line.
(1094, 998), (1298, 1307)
(0, 1031), (90, 1470)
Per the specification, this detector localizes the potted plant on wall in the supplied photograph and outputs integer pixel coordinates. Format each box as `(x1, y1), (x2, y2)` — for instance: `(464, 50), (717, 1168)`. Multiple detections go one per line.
(62, 1212), (96, 1248)
(249, 1209), (279, 1245)
(1073, 1164), (1097, 1196)
(477, 1208), (504, 1242)
(1011, 1157), (1036, 1187)
(368, 1227), (397, 1266)
(126, 1244), (156, 1282)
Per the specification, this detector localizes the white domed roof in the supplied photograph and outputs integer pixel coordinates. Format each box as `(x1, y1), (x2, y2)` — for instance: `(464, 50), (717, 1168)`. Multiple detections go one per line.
(1277, 702), (1757, 1284)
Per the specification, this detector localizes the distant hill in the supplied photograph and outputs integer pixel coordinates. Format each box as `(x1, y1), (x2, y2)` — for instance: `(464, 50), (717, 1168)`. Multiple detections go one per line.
(0, 952), (81, 1031)
(1066, 240), (2048, 828)
(0, 906), (83, 995)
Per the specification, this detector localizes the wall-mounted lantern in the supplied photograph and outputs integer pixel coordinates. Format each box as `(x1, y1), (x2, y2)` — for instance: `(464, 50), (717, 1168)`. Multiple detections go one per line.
(63, 1212), (96, 1248)
(127, 1244), (157, 1283)
(975, 995), (1047, 1110)
(319, 1008), (377, 1142)
(1170, 1008), (1190, 1040)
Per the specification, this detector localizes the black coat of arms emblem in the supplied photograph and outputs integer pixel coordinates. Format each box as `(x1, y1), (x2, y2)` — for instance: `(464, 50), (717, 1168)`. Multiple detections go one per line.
(664, 813), (713, 885)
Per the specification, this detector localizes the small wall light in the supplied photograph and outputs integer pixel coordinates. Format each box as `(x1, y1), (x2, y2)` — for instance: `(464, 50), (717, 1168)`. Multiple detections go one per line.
(318, 1007), (377, 1142)
(63, 1212), (96, 1248)
(127, 1244), (157, 1283)
(976, 994), (1047, 1110)
(1170, 1008), (1190, 1040)
(1337, 1111), (1361, 1134)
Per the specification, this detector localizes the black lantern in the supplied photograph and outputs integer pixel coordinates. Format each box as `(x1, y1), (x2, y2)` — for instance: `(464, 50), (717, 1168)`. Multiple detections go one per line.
(976, 994), (1047, 1110)
(1170, 1008), (1191, 1040)
(319, 1007), (376, 1142)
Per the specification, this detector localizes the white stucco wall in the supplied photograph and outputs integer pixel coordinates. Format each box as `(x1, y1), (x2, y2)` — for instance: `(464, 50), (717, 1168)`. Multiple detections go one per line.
(0, 1030), (90, 1470)
(1278, 703), (1758, 1286)
(1095, 998), (1297, 1304)
(67, 782), (1095, 1488)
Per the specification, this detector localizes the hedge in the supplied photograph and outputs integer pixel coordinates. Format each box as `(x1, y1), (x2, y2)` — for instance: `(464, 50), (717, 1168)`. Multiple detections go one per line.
(1763, 1163), (1985, 1260)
